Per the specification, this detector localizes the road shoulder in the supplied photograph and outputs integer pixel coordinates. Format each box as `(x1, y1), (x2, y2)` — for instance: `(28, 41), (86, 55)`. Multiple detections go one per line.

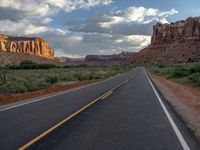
(149, 71), (200, 142)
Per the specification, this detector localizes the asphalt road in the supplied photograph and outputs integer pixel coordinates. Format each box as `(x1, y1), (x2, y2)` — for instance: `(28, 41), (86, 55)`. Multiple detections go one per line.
(0, 67), (199, 150)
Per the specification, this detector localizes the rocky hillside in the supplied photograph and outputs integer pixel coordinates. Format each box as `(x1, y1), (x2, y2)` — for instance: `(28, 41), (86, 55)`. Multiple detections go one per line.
(129, 17), (200, 64)
(0, 51), (62, 66)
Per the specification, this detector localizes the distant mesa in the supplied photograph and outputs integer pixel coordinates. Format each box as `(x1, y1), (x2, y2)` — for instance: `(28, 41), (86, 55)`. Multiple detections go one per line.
(0, 34), (54, 60)
(86, 52), (135, 62)
(57, 52), (135, 66)
(129, 17), (200, 64)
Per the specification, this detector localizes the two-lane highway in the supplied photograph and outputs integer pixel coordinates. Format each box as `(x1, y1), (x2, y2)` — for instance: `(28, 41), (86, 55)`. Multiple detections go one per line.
(0, 67), (199, 150)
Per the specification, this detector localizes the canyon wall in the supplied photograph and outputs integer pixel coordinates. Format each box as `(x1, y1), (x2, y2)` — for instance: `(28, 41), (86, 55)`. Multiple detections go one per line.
(0, 34), (54, 60)
(129, 17), (200, 64)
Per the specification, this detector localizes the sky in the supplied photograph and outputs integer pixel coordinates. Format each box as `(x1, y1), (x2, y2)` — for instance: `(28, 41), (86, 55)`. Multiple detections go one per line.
(0, 0), (200, 57)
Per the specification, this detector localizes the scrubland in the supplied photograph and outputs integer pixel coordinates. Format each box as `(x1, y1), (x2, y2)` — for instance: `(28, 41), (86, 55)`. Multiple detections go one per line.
(149, 63), (200, 88)
(0, 60), (133, 93)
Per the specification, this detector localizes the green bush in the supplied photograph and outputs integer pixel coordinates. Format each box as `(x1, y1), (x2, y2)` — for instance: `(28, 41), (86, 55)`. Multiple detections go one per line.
(158, 64), (166, 68)
(16, 84), (28, 93)
(188, 73), (200, 87)
(77, 75), (89, 81)
(0, 83), (27, 93)
(74, 74), (91, 81)
(60, 76), (76, 82)
(93, 76), (101, 80)
(76, 64), (89, 68)
(0, 83), (16, 93)
(167, 67), (189, 79)
(20, 60), (37, 66)
(23, 81), (44, 91)
(189, 64), (200, 73)
(45, 76), (58, 84)
(9, 60), (57, 70)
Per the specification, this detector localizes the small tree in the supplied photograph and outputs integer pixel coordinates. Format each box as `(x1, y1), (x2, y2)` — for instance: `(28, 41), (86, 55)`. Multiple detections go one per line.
(0, 66), (8, 85)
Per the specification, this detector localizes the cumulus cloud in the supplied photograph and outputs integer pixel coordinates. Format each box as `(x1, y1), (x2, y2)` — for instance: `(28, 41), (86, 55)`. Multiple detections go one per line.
(40, 32), (151, 57)
(67, 6), (178, 35)
(115, 7), (178, 23)
(0, 19), (48, 35)
(0, 2), (178, 57)
(0, 0), (51, 18)
(0, 0), (112, 22)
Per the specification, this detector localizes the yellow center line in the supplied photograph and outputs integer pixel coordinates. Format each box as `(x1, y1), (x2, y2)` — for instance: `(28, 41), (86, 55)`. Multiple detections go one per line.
(101, 91), (113, 100)
(18, 96), (101, 150)
(18, 78), (129, 150)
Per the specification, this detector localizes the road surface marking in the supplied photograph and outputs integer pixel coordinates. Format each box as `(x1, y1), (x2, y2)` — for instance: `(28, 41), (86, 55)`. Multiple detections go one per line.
(0, 74), (122, 112)
(101, 91), (113, 100)
(145, 70), (190, 150)
(18, 79), (127, 150)
(124, 79), (129, 83)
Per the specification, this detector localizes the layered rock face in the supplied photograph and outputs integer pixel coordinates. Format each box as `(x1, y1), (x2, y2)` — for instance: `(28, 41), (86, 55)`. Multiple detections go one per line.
(151, 17), (200, 45)
(0, 34), (54, 60)
(130, 17), (200, 64)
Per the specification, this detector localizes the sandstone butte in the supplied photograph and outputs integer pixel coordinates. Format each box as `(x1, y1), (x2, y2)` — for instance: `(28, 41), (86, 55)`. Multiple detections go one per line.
(129, 17), (200, 64)
(0, 34), (54, 60)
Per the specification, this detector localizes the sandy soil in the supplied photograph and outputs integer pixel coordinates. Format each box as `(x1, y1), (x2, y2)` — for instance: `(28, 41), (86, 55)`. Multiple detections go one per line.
(0, 80), (96, 106)
(149, 71), (200, 141)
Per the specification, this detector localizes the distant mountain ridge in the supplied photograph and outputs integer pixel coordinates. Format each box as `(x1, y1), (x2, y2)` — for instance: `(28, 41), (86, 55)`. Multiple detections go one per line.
(57, 52), (135, 66)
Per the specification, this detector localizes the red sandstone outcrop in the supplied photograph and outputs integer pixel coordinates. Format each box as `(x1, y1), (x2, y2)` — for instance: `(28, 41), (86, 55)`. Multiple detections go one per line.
(129, 17), (200, 64)
(0, 34), (54, 60)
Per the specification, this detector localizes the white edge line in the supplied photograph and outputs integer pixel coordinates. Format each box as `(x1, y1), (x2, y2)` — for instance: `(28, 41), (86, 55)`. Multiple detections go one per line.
(144, 69), (190, 150)
(0, 74), (119, 112)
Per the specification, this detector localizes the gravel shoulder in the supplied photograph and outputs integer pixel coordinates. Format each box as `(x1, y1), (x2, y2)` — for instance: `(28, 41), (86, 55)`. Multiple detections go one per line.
(149, 71), (200, 142)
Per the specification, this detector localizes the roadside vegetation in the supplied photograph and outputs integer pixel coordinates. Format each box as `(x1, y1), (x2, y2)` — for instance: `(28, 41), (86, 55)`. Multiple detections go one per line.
(149, 63), (200, 88)
(0, 60), (133, 93)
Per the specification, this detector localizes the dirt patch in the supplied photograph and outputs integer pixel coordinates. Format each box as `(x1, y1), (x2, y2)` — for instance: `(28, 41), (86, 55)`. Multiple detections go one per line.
(0, 80), (96, 106)
(149, 71), (200, 142)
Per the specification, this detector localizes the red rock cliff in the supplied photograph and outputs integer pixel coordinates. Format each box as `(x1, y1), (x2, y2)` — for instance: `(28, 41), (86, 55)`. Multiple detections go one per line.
(0, 34), (54, 60)
(129, 17), (200, 64)
(151, 17), (200, 45)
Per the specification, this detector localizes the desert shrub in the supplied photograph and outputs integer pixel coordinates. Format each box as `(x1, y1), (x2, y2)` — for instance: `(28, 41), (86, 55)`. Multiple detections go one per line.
(188, 73), (200, 87)
(158, 64), (166, 68)
(45, 76), (58, 84)
(189, 64), (200, 73)
(20, 60), (37, 66)
(93, 76), (101, 80)
(77, 75), (89, 81)
(10, 60), (57, 69)
(0, 82), (27, 93)
(60, 76), (77, 82)
(37, 82), (50, 89)
(110, 67), (122, 74)
(35, 64), (57, 69)
(16, 84), (28, 93)
(76, 64), (88, 68)
(167, 67), (189, 79)
(74, 74), (92, 81)
(23, 80), (47, 91)
(0, 83), (16, 93)
(0, 65), (8, 84)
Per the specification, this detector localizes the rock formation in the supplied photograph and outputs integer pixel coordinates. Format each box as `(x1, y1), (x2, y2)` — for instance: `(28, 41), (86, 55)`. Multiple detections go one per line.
(151, 17), (200, 45)
(129, 17), (200, 64)
(86, 52), (135, 62)
(0, 34), (54, 60)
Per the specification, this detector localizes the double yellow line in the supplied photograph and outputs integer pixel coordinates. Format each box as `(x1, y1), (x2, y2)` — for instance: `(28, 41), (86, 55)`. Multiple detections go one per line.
(18, 79), (129, 150)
